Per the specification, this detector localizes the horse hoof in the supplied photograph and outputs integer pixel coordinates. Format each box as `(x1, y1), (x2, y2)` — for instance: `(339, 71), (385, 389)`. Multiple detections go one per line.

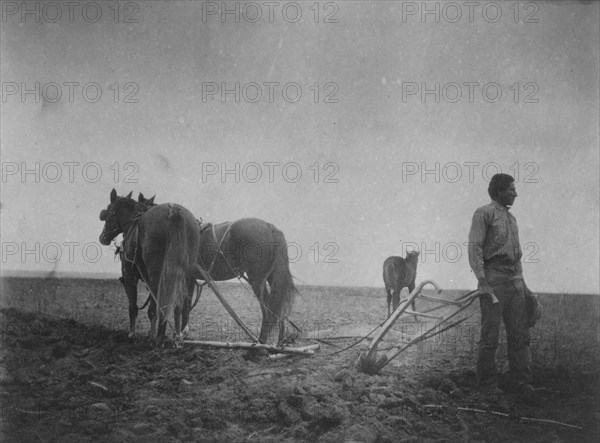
(181, 326), (190, 339)
(171, 332), (185, 349)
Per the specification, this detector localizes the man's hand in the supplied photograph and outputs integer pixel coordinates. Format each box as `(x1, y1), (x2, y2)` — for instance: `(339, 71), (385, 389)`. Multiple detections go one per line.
(477, 277), (494, 295)
(523, 280), (542, 327)
(477, 277), (499, 304)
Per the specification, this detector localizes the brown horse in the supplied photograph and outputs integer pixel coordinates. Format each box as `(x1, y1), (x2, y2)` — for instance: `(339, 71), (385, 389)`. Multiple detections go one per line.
(382, 251), (420, 316)
(196, 218), (297, 344)
(127, 194), (297, 344)
(99, 189), (200, 344)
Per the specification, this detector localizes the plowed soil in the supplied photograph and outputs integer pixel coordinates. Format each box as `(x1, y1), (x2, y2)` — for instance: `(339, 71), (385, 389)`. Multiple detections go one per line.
(1, 277), (598, 442)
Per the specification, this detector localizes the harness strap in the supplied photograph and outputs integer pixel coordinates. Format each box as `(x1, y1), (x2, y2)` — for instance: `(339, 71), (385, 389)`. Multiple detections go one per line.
(194, 221), (296, 344)
(213, 224), (287, 325)
(117, 206), (158, 308)
(198, 221), (287, 324)
(207, 221), (236, 276)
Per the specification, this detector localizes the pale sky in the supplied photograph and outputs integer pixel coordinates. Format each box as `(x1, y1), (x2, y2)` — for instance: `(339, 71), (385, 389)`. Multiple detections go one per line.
(1, 1), (599, 294)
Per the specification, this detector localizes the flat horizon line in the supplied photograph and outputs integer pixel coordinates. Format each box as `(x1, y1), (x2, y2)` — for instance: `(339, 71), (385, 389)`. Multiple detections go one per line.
(1, 270), (598, 296)
(0, 270), (389, 289)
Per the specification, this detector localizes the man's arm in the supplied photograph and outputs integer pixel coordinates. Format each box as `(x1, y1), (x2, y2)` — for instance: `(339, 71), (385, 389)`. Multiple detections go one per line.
(515, 259), (523, 275)
(468, 210), (495, 296)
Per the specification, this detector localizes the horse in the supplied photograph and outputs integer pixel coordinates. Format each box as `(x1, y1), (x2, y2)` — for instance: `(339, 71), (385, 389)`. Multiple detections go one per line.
(382, 251), (420, 317)
(99, 189), (200, 345)
(114, 193), (197, 339)
(196, 217), (297, 344)
(137, 194), (297, 344)
(114, 193), (155, 338)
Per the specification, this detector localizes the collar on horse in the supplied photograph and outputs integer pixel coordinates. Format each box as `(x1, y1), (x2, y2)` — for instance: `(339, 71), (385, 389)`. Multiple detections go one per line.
(114, 205), (147, 266)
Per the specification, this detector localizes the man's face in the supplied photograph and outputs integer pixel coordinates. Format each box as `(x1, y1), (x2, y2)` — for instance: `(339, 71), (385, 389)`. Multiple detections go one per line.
(496, 181), (517, 207)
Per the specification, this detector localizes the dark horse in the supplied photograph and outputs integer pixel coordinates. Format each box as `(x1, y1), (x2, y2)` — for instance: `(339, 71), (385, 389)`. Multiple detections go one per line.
(382, 251), (420, 316)
(124, 194), (297, 344)
(114, 193), (155, 338)
(99, 189), (200, 344)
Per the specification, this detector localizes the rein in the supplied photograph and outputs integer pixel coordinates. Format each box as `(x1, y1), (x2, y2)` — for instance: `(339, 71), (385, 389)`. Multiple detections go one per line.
(116, 205), (146, 268)
(111, 202), (156, 310)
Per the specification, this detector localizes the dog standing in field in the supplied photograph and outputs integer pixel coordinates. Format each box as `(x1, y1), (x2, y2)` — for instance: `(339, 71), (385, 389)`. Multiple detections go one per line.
(383, 251), (420, 316)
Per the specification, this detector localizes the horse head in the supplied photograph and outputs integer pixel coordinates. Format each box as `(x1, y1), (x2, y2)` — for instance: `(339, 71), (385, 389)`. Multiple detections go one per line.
(99, 189), (135, 245)
(138, 193), (156, 207)
(405, 250), (420, 265)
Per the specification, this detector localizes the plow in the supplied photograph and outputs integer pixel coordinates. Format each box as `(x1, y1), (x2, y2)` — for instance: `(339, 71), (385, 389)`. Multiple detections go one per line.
(356, 280), (490, 374)
(183, 273), (493, 372)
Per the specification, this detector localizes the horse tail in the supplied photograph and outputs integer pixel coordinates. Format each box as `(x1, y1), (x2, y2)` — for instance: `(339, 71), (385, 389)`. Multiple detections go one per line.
(155, 205), (191, 336)
(264, 226), (297, 333)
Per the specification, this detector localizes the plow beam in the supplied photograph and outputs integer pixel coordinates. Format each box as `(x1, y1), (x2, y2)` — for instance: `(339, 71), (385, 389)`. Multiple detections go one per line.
(357, 280), (442, 375)
(195, 269), (260, 343)
(404, 310), (444, 320)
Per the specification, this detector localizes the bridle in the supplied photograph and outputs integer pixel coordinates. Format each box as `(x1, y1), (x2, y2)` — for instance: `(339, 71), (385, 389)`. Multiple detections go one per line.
(100, 199), (144, 243)
(100, 207), (122, 242)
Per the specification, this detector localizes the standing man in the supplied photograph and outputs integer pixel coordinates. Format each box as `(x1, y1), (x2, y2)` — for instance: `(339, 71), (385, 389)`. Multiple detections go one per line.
(468, 173), (540, 397)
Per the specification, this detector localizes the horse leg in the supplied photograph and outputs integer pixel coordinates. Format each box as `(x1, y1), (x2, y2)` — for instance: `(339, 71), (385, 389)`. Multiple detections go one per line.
(408, 282), (416, 311)
(278, 317), (286, 344)
(173, 305), (181, 340)
(267, 274), (289, 345)
(259, 302), (271, 344)
(252, 281), (272, 344)
(148, 298), (157, 340)
(392, 288), (401, 313)
(156, 308), (167, 346)
(180, 279), (196, 339)
(120, 276), (138, 338)
(385, 288), (392, 317)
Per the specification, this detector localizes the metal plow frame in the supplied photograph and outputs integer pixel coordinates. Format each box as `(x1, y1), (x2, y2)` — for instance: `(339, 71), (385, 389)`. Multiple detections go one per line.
(357, 280), (485, 375)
